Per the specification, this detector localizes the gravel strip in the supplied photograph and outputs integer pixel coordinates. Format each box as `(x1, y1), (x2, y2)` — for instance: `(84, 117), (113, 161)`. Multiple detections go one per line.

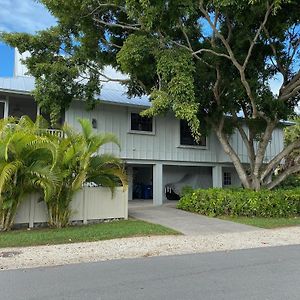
(1, 227), (300, 271)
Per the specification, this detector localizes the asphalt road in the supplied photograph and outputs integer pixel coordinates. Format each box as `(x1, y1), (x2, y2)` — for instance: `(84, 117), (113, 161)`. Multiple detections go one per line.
(1, 245), (300, 300)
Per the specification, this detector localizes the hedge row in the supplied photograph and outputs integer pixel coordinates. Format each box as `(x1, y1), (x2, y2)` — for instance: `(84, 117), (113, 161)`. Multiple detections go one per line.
(177, 188), (300, 218)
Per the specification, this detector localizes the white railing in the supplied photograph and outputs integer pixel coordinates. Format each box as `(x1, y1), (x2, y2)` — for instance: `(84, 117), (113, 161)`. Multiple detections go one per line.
(45, 129), (64, 138)
(2, 125), (65, 139)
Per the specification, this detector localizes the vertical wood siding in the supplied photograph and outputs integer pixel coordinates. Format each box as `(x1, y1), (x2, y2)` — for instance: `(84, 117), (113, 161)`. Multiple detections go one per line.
(65, 102), (284, 164)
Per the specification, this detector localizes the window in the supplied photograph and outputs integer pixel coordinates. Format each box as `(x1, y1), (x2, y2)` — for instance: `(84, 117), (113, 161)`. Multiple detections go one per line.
(180, 120), (206, 147)
(130, 113), (153, 132)
(223, 172), (232, 186)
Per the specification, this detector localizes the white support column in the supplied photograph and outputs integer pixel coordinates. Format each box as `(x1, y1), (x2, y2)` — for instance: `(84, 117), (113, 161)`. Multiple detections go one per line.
(212, 165), (223, 188)
(37, 104), (41, 117)
(127, 166), (133, 201)
(29, 196), (35, 228)
(153, 163), (163, 206)
(83, 187), (88, 225)
(4, 95), (9, 118)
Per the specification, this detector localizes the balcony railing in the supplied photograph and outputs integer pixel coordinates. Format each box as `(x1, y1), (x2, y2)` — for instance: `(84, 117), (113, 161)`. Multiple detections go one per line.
(1, 123), (65, 138)
(45, 129), (64, 138)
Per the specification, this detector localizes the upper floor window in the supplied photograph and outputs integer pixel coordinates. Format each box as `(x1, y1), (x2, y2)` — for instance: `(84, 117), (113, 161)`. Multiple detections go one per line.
(180, 120), (206, 147)
(130, 113), (153, 132)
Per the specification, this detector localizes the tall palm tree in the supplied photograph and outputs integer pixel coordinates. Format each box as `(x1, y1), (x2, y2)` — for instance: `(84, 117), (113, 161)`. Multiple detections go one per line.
(0, 116), (58, 231)
(45, 119), (127, 228)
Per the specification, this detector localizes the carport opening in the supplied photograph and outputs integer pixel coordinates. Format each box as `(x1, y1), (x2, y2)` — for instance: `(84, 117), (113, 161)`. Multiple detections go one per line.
(163, 166), (213, 201)
(132, 166), (153, 200)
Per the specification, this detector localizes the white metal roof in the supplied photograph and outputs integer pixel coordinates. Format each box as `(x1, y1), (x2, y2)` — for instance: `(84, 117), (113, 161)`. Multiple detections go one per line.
(3, 51), (151, 107)
(0, 76), (35, 94)
(0, 75), (151, 107)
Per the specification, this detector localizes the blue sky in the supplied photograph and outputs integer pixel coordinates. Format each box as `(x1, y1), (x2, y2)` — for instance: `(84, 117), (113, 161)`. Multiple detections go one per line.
(0, 1), (283, 94)
(0, 0), (56, 76)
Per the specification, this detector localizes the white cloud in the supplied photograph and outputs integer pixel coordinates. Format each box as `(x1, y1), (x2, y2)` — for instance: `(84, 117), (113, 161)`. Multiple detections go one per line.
(0, 0), (56, 33)
(269, 73), (283, 96)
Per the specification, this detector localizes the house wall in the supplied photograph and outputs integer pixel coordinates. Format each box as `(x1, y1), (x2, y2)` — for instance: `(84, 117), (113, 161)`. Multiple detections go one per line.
(65, 101), (284, 164)
(65, 102), (218, 163)
(217, 127), (284, 164)
(222, 166), (242, 188)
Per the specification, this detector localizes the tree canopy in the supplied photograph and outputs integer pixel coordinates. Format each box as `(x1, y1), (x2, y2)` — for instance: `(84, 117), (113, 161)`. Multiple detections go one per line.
(1, 0), (300, 190)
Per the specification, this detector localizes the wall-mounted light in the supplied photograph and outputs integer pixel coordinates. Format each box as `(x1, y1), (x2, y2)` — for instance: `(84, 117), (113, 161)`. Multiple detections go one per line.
(92, 118), (97, 129)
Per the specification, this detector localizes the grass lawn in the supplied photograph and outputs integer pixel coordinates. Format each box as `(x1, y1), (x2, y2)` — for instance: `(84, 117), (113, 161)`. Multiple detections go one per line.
(219, 216), (300, 229)
(0, 219), (180, 248)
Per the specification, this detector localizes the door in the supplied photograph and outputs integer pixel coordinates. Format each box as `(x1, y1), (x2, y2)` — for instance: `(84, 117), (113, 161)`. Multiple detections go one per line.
(0, 100), (8, 119)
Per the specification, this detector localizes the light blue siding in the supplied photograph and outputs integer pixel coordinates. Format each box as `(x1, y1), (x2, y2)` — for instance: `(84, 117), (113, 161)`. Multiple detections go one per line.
(65, 101), (284, 164)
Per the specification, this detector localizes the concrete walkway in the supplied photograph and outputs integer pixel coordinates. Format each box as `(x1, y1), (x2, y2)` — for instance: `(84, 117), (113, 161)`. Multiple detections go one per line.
(129, 201), (260, 235)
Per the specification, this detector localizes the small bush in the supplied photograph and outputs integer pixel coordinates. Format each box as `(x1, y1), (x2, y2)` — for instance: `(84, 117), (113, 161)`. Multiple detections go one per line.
(276, 174), (300, 189)
(177, 188), (300, 218)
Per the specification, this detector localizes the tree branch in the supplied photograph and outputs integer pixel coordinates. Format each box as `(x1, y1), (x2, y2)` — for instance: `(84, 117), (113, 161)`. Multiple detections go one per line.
(265, 164), (300, 189)
(92, 18), (140, 31)
(198, 0), (260, 118)
(83, 3), (125, 18)
(253, 121), (276, 179)
(232, 113), (256, 170)
(226, 18), (232, 43)
(279, 72), (300, 101)
(279, 84), (300, 101)
(212, 117), (251, 188)
(99, 36), (122, 49)
(193, 48), (231, 59)
(213, 66), (221, 105)
(98, 72), (130, 83)
(172, 41), (214, 69)
(261, 137), (300, 180)
(242, 2), (274, 70)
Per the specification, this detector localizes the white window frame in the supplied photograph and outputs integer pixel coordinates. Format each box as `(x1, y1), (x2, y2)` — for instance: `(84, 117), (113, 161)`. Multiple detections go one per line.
(0, 98), (8, 118)
(177, 120), (208, 150)
(128, 110), (155, 135)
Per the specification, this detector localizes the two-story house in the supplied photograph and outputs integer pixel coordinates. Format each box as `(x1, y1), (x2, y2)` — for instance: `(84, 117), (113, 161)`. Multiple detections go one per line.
(0, 50), (284, 205)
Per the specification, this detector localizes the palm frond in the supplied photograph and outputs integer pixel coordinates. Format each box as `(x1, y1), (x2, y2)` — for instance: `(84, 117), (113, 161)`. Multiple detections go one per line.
(17, 115), (35, 131)
(78, 118), (93, 141)
(0, 161), (23, 194)
(34, 115), (49, 131)
(26, 137), (58, 166)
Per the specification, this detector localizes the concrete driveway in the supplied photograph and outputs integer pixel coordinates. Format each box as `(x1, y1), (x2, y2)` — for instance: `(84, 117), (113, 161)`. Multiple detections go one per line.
(129, 201), (260, 235)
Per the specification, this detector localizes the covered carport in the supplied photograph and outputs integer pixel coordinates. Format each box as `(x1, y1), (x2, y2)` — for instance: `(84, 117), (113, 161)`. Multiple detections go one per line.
(127, 161), (241, 206)
(127, 164), (153, 202)
(163, 165), (213, 200)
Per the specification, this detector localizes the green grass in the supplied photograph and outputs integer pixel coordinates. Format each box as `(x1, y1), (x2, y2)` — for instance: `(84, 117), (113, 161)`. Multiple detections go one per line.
(219, 216), (300, 229)
(0, 219), (180, 248)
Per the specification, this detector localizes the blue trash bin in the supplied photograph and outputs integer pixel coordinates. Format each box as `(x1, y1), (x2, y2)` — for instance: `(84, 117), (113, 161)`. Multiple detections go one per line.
(143, 185), (153, 199)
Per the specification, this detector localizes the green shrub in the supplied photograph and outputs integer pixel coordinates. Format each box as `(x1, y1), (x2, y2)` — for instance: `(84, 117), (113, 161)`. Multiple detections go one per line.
(276, 174), (300, 189)
(177, 188), (300, 218)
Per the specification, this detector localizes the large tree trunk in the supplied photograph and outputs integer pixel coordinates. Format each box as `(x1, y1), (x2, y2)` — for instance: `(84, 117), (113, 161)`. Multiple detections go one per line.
(214, 127), (251, 189)
(213, 122), (299, 191)
(214, 122), (288, 191)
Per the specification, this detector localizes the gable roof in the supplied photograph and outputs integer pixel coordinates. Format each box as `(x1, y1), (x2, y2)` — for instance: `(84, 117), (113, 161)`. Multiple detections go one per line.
(0, 76), (151, 108)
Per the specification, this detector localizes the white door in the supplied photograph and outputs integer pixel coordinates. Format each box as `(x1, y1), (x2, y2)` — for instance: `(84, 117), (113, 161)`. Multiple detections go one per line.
(0, 100), (8, 119)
